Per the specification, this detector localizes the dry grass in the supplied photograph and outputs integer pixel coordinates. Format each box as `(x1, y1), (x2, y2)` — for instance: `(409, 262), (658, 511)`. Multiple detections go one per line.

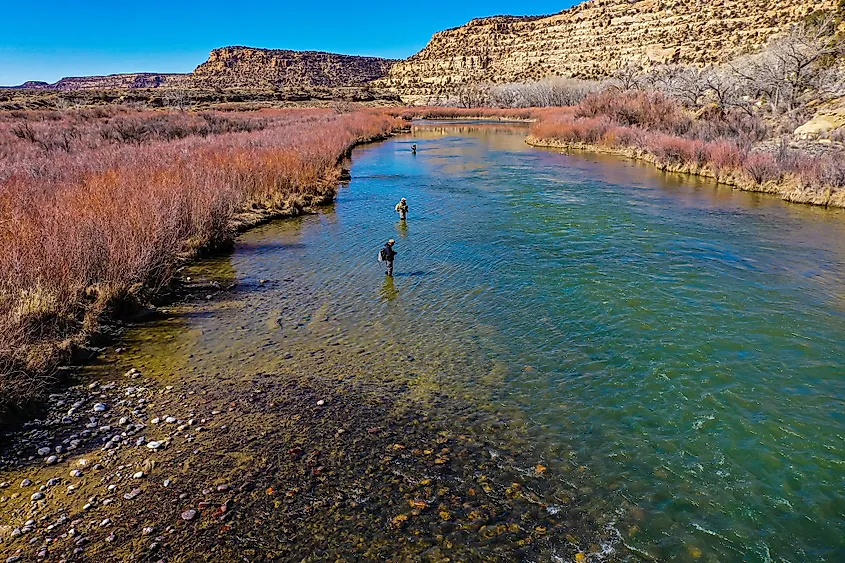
(0, 107), (402, 418)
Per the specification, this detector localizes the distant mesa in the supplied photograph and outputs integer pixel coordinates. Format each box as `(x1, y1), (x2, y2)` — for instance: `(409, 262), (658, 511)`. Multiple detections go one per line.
(7, 46), (399, 91)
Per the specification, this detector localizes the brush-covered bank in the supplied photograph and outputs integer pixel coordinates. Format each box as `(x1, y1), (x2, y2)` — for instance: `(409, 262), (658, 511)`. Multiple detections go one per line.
(0, 107), (405, 424)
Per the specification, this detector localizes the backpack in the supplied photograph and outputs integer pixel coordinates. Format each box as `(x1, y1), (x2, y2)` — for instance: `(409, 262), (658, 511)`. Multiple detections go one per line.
(378, 247), (385, 262)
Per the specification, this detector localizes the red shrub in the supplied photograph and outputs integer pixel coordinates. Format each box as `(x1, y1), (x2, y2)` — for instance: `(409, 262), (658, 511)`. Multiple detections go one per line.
(707, 140), (747, 175)
(575, 89), (691, 135)
(743, 152), (783, 184)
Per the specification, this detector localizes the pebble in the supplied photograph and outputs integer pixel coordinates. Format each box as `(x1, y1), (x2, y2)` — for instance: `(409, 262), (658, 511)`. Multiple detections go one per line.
(216, 484), (229, 492)
(146, 441), (163, 450)
(316, 400), (325, 406)
(7, 556), (22, 563)
(45, 456), (58, 465)
(47, 478), (61, 487)
(142, 526), (155, 536)
(151, 418), (161, 424)
(181, 509), (197, 521)
(20, 479), (32, 488)
(70, 470), (83, 478)
(165, 417), (177, 424)
(124, 488), (142, 500)
(31, 492), (45, 501)
(93, 403), (108, 413)
(163, 479), (172, 488)
(99, 519), (111, 527)
(37, 447), (51, 456)
(77, 459), (89, 467)
(67, 485), (77, 493)
(133, 471), (145, 479)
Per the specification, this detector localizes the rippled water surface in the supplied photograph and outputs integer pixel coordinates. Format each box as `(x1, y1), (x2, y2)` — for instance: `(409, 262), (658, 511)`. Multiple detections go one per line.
(127, 122), (844, 561)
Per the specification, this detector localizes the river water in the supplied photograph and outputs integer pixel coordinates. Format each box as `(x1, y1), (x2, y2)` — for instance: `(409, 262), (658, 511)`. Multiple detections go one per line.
(114, 122), (844, 561)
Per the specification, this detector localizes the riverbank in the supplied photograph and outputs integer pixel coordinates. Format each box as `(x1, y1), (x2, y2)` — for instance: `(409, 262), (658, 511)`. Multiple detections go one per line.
(0, 295), (623, 561)
(0, 109), (405, 425)
(525, 135), (845, 208)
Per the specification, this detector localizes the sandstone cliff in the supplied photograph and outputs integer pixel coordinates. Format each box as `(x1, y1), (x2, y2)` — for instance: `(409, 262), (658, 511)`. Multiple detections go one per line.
(382, 0), (838, 102)
(192, 47), (397, 89)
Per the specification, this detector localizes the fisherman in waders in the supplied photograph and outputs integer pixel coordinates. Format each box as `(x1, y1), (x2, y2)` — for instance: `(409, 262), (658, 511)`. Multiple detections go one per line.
(411, 144), (417, 155)
(379, 239), (397, 277)
(395, 198), (409, 221)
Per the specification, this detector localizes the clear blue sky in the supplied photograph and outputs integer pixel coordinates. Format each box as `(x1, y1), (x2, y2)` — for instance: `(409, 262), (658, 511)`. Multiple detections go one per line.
(0, 1), (577, 86)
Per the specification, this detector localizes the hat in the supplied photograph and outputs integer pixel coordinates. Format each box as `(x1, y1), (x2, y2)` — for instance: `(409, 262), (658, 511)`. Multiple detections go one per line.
(388, 239), (395, 244)
(401, 198), (406, 201)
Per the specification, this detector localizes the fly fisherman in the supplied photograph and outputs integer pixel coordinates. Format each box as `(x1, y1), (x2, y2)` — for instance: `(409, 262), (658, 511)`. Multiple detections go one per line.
(395, 198), (409, 220)
(379, 239), (397, 277)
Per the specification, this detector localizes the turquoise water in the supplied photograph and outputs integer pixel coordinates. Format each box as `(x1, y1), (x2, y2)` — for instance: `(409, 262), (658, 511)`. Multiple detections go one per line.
(340, 123), (845, 561)
(146, 122), (845, 561)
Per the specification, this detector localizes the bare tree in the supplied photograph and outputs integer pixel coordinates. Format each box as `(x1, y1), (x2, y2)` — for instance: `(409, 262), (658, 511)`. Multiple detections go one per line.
(729, 14), (845, 113)
(164, 89), (192, 112)
(456, 83), (490, 108)
(610, 63), (645, 91)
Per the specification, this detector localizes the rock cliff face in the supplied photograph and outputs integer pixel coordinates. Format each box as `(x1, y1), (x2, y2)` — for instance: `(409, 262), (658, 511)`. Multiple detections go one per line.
(382, 0), (837, 102)
(191, 47), (397, 89)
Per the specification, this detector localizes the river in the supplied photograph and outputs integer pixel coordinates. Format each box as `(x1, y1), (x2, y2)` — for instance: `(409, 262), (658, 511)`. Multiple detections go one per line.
(8, 121), (844, 562)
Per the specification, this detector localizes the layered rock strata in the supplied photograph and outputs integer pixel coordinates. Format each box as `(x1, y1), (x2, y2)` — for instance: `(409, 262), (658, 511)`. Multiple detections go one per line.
(382, 0), (837, 102)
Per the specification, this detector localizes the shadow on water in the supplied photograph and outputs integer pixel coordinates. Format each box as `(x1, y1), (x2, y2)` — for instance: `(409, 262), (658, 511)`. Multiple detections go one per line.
(393, 271), (435, 277)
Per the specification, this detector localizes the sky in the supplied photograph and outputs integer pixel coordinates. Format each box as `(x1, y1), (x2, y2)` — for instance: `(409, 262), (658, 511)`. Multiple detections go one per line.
(0, 1), (578, 86)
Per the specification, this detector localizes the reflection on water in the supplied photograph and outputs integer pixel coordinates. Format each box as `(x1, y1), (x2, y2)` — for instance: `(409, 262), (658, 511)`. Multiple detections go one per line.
(396, 219), (408, 238)
(90, 122), (845, 562)
(380, 276), (399, 302)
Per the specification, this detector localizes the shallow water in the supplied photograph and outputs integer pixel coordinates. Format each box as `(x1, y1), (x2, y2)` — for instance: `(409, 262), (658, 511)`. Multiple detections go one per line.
(103, 122), (845, 561)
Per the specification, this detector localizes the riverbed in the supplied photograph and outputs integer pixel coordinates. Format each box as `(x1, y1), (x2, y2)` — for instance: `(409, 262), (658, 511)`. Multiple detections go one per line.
(2, 121), (844, 562)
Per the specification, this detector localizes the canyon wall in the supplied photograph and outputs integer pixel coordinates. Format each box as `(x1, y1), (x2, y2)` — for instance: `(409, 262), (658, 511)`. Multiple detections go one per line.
(381, 0), (838, 102)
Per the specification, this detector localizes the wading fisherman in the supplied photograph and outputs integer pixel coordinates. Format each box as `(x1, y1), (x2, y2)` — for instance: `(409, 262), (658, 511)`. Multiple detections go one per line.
(395, 198), (409, 220)
(378, 239), (397, 277)
(411, 144), (417, 155)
